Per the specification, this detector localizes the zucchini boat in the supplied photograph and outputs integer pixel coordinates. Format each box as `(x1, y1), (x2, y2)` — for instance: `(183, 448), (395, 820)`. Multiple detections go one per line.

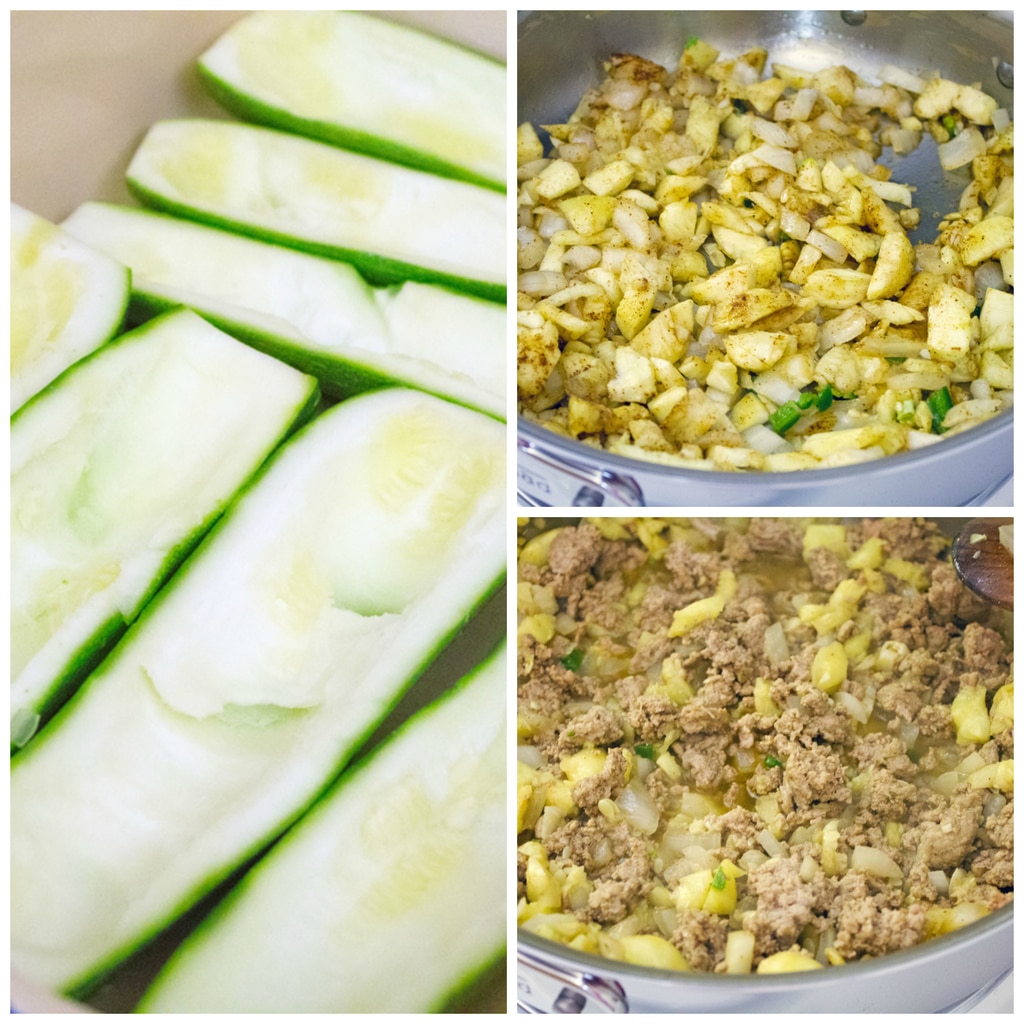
(138, 641), (506, 1012)
(197, 11), (505, 192)
(62, 201), (505, 419)
(10, 387), (505, 997)
(11, 202), (130, 412)
(10, 308), (318, 750)
(125, 119), (505, 303)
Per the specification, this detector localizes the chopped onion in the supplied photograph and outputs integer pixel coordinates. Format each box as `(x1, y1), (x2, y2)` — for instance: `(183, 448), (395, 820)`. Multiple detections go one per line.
(850, 844), (903, 879)
(731, 59), (761, 87)
(673, 848), (716, 876)
(557, 141), (592, 164)
(833, 689), (868, 724)
(743, 423), (793, 455)
(757, 828), (786, 858)
(518, 270), (567, 297)
(806, 228), (848, 264)
(853, 85), (889, 109)
(813, 110), (850, 136)
(929, 771), (961, 796)
(992, 107), (1010, 132)
(615, 778), (661, 835)
(535, 805), (566, 842)
(735, 748), (757, 773)
(536, 209), (568, 238)
(751, 143), (798, 175)
(605, 79), (647, 111)
(957, 750), (988, 775)
(684, 830), (722, 851)
(738, 849), (769, 872)
(799, 854), (818, 883)
(606, 913), (644, 939)
(877, 64), (926, 94)
(751, 117), (797, 149)
(929, 869), (950, 896)
(776, 86), (820, 123)
(698, 322), (723, 349)
(937, 125), (987, 170)
(821, 307), (870, 348)
(899, 721), (920, 749)
(653, 906), (679, 938)
(763, 621), (789, 666)
(983, 791), (1007, 820)
(753, 373), (800, 406)
(970, 379), (992, 401)
(973, 262), (1007, 299)
(780, 207), (811, 241)
(883, 127), (922, 156)
(518, 744), (543, 768)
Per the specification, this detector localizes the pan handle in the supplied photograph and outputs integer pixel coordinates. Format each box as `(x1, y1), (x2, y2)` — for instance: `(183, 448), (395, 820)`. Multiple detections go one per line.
(518, 948), (629, 1013)
(517, 436), (644, 507)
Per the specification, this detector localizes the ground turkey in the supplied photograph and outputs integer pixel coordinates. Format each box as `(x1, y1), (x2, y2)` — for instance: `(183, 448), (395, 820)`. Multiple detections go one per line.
(671, 909), (729, 971)
(571, 747), (629, 815)
(914, 787), (986, 871)
(778, 744), (852, 813)
(832, 871), (926, 958)
(544, 817), (654, 925)
(744, 854), (835, 956)
(558, 704), (624, 753)
(806, 545), (850, 590)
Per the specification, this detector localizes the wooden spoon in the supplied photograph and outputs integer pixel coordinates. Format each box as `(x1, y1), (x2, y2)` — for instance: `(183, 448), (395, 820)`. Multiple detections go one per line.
(951, 518), (1014, 610)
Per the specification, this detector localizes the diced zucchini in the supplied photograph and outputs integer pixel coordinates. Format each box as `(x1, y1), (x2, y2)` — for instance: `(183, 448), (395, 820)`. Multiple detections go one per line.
(10, 387), (505, 996)
(11, 202), (130, 412)
(125, 119), (505, 303)
(197, 11), (505, 191)
(138, 642), (506, 1012)
(10, 308), (318, 750)
(61, 201), (505, 419)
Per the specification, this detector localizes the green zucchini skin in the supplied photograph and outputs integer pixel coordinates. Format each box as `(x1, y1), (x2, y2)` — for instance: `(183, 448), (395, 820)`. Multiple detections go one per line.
(11, 202), (131, 413)
(196, 11), (506, 192)
(137, 641), (506, 1012)
(10, 387), (506, 998)
(61, 201), (505, 420)
(124, 119), (505, 304)
(10, 308), (319, 752)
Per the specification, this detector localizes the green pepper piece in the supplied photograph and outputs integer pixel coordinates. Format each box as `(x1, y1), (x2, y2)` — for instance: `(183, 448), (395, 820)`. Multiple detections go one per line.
(769, 400), (802, 434)
(927, 386), (953, 433)
(560, 648), (584, 672)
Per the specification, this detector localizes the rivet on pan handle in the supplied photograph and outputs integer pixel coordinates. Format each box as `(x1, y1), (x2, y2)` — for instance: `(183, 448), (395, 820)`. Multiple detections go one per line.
(518, 948), (629, 1013)
(517, 436), (644, 507)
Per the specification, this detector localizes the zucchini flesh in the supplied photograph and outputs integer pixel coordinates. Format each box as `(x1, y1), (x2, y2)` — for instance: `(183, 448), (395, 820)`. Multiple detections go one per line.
(125, 119), (505, 303)
(197, 11), (505, 191)
(61, 201), (505, 419)
(11, 202), (130, 412)
(10, 308), (318, 749)
(138, 642), (506, 1012)
(10, 387), (505, 996)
